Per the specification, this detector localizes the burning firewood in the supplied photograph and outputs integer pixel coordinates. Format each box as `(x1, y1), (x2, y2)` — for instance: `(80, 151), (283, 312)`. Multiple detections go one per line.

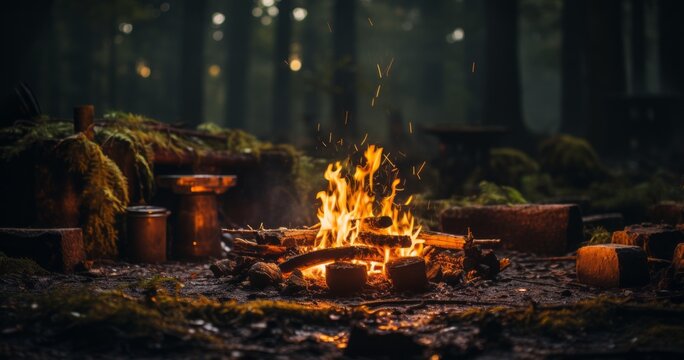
(326, 262), (368, 295)
(352, 216), (393, 230)
(223, 228), (497, 250)
(385, 256), (428, 292)
(230, 237), (288, 259)
(278, 246), (384, 273)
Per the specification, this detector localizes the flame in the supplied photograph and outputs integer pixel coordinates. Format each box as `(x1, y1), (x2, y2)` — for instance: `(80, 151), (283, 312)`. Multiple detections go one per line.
(305, 145), (422, 277)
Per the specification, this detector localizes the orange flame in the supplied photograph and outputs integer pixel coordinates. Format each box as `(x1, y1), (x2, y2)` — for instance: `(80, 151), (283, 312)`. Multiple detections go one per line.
(306, 145), (422, 277)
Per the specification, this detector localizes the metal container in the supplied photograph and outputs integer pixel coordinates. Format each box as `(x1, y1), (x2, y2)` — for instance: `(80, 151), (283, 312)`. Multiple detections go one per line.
(125, 206), (170, 263)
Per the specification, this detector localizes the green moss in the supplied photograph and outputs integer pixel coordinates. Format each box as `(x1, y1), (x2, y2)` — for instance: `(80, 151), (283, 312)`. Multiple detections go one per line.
(0, 118), (72, 160)
(0, 252), (49, 276)
(457, 181), (528, 206)
(585, 227), (611, 245)
(54, 134), (129, 257)
(538, 135), (604, 186)
(488, 148), (540, 187)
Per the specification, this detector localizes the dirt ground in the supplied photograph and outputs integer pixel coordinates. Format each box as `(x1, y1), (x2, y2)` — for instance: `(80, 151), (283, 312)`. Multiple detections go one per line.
(1, 250), (683, 359)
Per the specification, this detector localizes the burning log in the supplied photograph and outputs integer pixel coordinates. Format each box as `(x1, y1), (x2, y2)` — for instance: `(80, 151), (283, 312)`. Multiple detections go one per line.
(223, 228), (412, 248)
(230, 237), (288, 259)
(326, 262), (368, 295)
(419, 230), (500, 250)
(352, 216), (393, 230)
(278, 246), (384, 273)
(385, 256), (428, 292)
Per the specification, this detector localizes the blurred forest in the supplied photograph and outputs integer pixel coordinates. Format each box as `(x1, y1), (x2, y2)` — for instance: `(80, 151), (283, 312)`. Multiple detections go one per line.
(1, 0), (683, 162)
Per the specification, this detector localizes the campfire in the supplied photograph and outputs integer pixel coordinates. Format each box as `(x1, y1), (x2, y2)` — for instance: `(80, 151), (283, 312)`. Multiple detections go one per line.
(220, 145), (503, 294)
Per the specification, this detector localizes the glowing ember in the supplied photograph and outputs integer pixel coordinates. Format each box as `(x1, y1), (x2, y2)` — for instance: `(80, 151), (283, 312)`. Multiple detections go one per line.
(305, 145), (423, 277)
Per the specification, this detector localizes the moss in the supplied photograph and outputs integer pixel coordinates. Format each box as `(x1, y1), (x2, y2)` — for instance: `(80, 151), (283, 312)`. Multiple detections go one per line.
(538, 135), (604, 186)
(0, 252), (49, 276)
(585, 226), (611, 245)
(0, 118), (72, 160)
(54, 134), (129, 257)
(443, 297), (684, 345)
(457, 181), (528, 206)
(488, 148), (540, 187)
(197, 122), (263, 154)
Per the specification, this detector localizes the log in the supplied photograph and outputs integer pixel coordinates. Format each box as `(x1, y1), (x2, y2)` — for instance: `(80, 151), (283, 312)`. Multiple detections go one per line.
(385, 256), (427, 292)
(278, 246), (384, 273)
(326, 262), (368, 295)
(223, 228), (412, 248)
(74, 105), (95, 140)
(352, 216), (393, 230)
(230, 237), (287, 258)
(612, 223), (684, 260)
(418, 230), (500, 249)
(0, 228), (85, 273)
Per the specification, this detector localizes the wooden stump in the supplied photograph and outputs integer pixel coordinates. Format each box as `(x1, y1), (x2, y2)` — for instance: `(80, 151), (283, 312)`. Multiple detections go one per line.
(385, 256), (427, 292)
(0, 228), (85, 273)
(325, 262), (368, 295)
(612, 223), (684, 259)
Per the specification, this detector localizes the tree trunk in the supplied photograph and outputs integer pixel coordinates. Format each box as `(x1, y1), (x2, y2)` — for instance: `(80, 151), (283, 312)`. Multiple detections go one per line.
(560, 0), (588, 135)
(482, 0), (526, 143)
(419, 0), (447, 120)
(464, 0), (486, 124)
(272, 0), (293, 142)
(658, 0), (684, 94)
(302, 0), (320, 148)
(586, 0), (626, 152)
(226, 0), (253, 129)
(630, 0), (646, 94)
(180, 0), (207, 126)
(331, 0), (358, 139)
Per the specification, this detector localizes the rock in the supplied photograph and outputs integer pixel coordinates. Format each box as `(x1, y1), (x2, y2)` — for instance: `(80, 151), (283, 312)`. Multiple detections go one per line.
(576, 244), (649, 288)
(210, 258), (237, 277)
(248, 262), (283, 288)
(344, 324), (424, 358)
(611, 223), (684, 259)
(673, 243), (684, 273)
(0, 228), (85, 273)
(281, 269), (308, 295)
(385, 256), (428, 292)
(441, 204), (584, 255)
(648, 202), (684, 225)
(583, 213), (624, 232)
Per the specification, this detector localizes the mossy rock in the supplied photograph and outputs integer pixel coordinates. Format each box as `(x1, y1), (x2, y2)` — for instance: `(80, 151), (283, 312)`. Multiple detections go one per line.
(538, 135), (604, 186)
(488, 148), (540, 187)
(0, 252), (49, 276)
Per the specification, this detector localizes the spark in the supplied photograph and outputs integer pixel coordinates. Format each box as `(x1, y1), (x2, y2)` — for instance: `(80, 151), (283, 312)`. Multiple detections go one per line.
(283, 59), (289, 65)
(368, 17), (374, 26)
(385, 58), (394, 77)
(376, 64), (383, 79)
(383, 153), (395, 167)
(409, 121), (413, 134)
(375, 84), (382, 98)
(371, 97), (375, 107)
(412, 166), (416, 175)
(472, 61), (476, 73)
(417, 161), (426, 174)
(360, 133), (368, 145)
(327, 22), (333, 32)
(353, 144), (359, 152)
(404, 195), (413, 206)
(344, 110), (349, 125)
(427, 200), (431, 210)
(398, 151), (406, 157)
(329, 132), (332, 143)
(321, 141), (327, 147)
(317, 122), (320, 131)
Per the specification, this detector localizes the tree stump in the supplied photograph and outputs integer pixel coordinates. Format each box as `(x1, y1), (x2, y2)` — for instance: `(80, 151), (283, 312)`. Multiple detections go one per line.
(385, 256), (427, 292)
(326, 262), (367, 295)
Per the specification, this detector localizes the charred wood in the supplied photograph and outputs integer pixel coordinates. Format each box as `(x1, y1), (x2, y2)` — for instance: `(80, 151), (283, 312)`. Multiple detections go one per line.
(278, 246), (384, 273)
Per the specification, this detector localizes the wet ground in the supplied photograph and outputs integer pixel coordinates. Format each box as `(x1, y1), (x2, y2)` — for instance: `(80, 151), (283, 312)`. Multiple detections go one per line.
(1, 251), (682, 359)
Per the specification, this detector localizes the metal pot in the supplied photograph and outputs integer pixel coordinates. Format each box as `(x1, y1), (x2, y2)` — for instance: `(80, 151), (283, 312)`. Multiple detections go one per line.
(125, 206), (170, 263)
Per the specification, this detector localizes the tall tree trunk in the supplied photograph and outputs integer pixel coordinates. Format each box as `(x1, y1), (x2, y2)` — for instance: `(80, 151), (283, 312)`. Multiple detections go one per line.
(302, 0), (320, 148)
(464, 0), (485, 124)
(226, 0), (253, 129)
(482, 0), (526, 143)
(631, 0), (646, 93)
(658, 0), (684, 94)
(180, 0), (207, 126)
(419, 0), (447, 120)
(331, 0), (357, 139)
(272, 0), (293, 142)
(560, 0), (588, 135)
(586, 0), (626, 152)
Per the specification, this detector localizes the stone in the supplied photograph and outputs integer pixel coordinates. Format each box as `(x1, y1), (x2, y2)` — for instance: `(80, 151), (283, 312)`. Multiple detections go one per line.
(611, 223), (684, 259)
(576, 244), (649, 288)
(441, 204), (584, 255)
(281, 269), (308, 295)
(0, 228), (85, 273)
(582, 213), (624, 232)
(248, 262), (283, 288)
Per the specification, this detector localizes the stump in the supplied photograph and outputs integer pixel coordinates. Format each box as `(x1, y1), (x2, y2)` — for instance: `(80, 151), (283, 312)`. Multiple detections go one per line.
(325, 262), (368, 295)
(612, 223), (684, 259)
(385, 256), (427, 292)
(0, 228), (85, 273)
(576, 244), (649, 288)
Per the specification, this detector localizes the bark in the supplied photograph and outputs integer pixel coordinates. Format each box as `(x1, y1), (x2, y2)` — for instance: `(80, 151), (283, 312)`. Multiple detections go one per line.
(278, 246), (384, 273)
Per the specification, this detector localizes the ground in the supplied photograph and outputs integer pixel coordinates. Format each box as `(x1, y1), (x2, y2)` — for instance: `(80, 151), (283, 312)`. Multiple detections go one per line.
(1, 251), (683, 359)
